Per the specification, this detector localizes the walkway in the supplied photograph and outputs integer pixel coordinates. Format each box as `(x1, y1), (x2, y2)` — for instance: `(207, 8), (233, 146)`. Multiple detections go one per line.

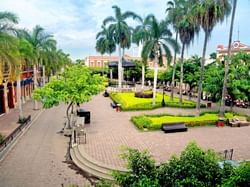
(0, 104), (91, 187)
(0, 100), (41, 137)
(79, 93), (250, 168)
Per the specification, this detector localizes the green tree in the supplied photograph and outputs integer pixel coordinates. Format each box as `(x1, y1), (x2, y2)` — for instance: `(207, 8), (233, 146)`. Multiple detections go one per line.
(17, 25), (56, 109)
(220, 0), (237, 117)
(203, 61), (224, 102)
(0, 11), (19, 83)
(33, 65), (105, 128)
(142, 15), (177, 105)
(103, 5), (140, 89)
(158, 142), (222, 187)
(174, 0), (199, 105)
(166, 0), (181, 101)
(132, 15), (151, 90)
(196, 0), (231, 114)
(113, 148), (159, 187)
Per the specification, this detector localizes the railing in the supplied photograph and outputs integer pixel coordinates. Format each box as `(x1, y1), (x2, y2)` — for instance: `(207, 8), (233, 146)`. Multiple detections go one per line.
(0, 115), (31, 153)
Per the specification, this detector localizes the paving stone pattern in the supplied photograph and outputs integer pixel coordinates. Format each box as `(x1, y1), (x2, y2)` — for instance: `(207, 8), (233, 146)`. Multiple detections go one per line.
(80, 94), (250, 168)
(0, 105), (91, 187)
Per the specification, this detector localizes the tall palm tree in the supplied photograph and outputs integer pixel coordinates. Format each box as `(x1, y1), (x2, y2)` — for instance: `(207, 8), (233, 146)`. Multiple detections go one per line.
(166, 0), (181, 101)
(141, 15), (177, 105)
(132, 15), (151, 90)
(196, 0), (231, 114)
(17, 39), (34, 119)
(220, 0), (237, 117)
(17, 25), (56, 109)
(103, 5), (140, 89)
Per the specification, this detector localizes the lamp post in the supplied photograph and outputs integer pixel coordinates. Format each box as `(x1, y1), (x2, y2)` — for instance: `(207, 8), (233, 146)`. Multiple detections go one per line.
(162, 84), (165, 107)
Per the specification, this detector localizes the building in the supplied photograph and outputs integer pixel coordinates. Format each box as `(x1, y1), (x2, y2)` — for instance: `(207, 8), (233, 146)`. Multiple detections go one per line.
(85, 54), (168, 69)
(0, 63), (41, 115)
(216, 40), (250, 60)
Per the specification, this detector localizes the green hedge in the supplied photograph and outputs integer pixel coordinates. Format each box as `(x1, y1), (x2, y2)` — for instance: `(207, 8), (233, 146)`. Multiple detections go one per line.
(109, 92), (204, 111)
(131, 112), (234, 130)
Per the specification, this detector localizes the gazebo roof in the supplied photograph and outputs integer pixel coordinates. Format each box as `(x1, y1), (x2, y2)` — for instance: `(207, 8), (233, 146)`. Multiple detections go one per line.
(108, 60), (136, 68)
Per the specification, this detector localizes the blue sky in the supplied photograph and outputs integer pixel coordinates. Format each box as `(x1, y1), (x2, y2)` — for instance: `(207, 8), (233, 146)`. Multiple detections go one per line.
(0, 0), (250, 60)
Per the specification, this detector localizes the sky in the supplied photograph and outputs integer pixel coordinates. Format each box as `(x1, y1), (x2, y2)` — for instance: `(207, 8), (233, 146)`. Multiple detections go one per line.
(0, 0), (250, 60)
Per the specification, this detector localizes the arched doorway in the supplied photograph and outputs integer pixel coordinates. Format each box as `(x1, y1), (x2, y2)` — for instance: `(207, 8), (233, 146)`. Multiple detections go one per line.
(7, 82), (14, 109)
(0, 85), (5, 114)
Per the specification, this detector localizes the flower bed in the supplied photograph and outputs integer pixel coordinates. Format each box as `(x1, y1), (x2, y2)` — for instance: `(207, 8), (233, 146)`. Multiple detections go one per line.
(131, 112), (234, 130)
(109, 92), (202, 111)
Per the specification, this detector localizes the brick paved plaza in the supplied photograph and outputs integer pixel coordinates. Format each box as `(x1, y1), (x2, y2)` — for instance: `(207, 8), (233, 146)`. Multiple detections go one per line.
(80, 94), (250, 168)
(0, 93), (249, 186)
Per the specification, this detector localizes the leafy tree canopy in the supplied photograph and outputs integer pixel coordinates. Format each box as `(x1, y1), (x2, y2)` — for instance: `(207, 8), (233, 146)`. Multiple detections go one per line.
(33, 65), (105, 108)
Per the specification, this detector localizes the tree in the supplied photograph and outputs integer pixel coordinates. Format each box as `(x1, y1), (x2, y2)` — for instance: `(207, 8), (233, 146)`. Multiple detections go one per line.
(196, 0), (231, 114)
(220, 0), (237, 117)
(103, 5), (140, 89)
(132, 15), (151, 90)
(17, 25), (56, 109)
(173, 0), (199, 105)
(166, 0), (181, 101)
(33, 65), (105, 128)
(141, 16), (177, 105)
(203, 61), (224, 102)
(17, 39), (34, 119)
(0, 11), (19, 83)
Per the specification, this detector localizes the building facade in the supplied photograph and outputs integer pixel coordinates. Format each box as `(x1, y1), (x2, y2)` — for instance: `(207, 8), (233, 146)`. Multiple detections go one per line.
(85, 54), (168, 69)
(216, 40), (250, 60)
(0, 64), (41, 115)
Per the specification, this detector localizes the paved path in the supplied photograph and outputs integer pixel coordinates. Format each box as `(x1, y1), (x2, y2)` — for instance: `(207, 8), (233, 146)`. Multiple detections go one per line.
(80, 93), (250, 168)
(0, 100), (41, 137)
(0, 104), (91, 187)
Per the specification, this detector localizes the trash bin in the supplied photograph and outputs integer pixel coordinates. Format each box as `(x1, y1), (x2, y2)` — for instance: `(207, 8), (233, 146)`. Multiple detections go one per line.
(77, 109), (90, 124)
(207, 102), (212, 108)
(217, 118), (225, 127)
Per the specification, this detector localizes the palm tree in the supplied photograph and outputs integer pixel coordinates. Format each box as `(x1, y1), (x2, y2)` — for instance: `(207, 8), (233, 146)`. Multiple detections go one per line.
(17, 25), (56, 109)
(166, 0), (181, 101)
(220, 0), (237, 118)
(196, 0), (231, 114)
(103, 5), (140, 89)
(172, 0), (199, 105)
(17, 39), (34, 119)
(132, 15), (151, 90)
(141, 15), (177, 105)
(0, 11), (19, 83)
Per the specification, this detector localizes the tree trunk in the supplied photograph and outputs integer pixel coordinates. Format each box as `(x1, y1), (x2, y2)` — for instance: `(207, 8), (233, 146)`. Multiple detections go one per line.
(171, 32), (178, 101)
(220, 0), (237, 117)
(152, 59), (158, 106)
(17, 73), (23, 119)
(42, 65), (45, 86)
(197, 31), (209, 114)
(141, 64), (145, 90)
(33, 63), (38, 110)
(118, 44), (122, 89)
(66, 101), (73, 129)
(179, 43), (185, 105)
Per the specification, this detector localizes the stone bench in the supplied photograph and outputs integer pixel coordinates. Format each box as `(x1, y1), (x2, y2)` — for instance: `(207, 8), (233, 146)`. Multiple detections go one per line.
(161, 122), (187, 133)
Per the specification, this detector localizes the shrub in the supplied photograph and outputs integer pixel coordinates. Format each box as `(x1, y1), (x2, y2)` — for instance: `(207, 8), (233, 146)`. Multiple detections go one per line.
(113, 148), (158, 187)
(222, 162), (250, 187)
(131, 113), (234, 130)
(131, 116), (152, 130)
(158, 142), (222, 187)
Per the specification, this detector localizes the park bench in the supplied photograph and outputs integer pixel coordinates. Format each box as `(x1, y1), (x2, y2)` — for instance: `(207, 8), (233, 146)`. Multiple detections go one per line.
(229, 118), (250, 127)
(161, 122), (188, 133)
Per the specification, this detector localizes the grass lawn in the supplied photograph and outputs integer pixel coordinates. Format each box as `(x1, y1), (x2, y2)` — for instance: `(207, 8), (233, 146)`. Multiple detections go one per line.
(131, 112), (235, 130)
(109, 92), (200, 111)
